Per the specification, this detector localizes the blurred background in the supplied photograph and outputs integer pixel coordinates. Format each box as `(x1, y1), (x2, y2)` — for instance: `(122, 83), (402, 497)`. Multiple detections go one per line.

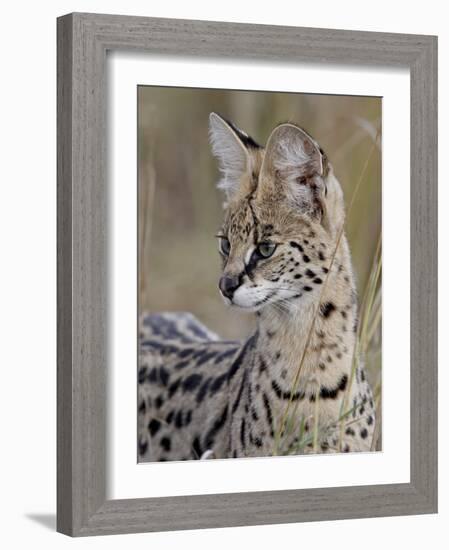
(138, 87), (382, 433)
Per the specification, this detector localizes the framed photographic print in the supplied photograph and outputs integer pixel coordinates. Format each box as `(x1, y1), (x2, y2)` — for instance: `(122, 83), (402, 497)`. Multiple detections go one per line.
(57, 13), (437, 536)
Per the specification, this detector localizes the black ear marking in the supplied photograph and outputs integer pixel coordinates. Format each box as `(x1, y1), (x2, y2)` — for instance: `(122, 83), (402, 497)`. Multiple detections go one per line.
(215, 113), (261, 150)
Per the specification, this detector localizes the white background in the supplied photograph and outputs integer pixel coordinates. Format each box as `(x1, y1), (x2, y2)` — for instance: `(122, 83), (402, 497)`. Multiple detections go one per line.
(0, 1), (444, 548)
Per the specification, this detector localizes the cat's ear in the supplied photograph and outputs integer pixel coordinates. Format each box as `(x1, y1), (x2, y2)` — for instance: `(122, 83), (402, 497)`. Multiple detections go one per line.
(260, 123), (329, 221)
(209, 112), (259, 200)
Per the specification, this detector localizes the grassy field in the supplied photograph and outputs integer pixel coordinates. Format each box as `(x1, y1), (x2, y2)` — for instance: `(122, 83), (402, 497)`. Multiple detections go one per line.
(138, 86), (382, 450)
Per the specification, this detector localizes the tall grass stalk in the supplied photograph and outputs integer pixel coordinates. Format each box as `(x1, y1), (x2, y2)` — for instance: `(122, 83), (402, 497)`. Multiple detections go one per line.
(337, 236), (381, 450)
(139, 134), (156, 308)
(274, 131), (380, 456)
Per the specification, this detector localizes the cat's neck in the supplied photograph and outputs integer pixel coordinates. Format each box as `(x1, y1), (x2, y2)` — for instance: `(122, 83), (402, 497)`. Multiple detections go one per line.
(249, 251), (357, 391)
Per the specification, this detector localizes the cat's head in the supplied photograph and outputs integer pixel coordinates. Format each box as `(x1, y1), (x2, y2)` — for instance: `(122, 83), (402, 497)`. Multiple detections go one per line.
(209, 112), (346, 312)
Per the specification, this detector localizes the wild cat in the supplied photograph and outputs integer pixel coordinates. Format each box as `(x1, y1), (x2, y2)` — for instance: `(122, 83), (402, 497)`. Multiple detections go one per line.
(138, 112), (375, 461)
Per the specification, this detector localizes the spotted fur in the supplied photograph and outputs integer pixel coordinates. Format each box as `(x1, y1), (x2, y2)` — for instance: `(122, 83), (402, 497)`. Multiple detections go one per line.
(138, 113), (376, 461)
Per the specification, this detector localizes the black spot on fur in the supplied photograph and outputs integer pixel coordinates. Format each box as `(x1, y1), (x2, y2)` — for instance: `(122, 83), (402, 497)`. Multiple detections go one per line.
(141, 340), (179, 355)
(196, 351), (218, 366)
(305, 269), (316, 279)
(175, 410), (184, 428)
(205, 405), (229, 448)
(228, 335), (255, 380)
(240, 418), (246, 448)
(271, 379), (304, 401)
(182, 373), (203, 392)
(174, 360), (190, 370)
(192, 436), (202, 458)
(155, 395), (164, 409)
(138, 367), (147, 384)
(209, 372), (228, 394)
(168, 378), (181, 398)
(320, 302), (336, 318)
(319, 374), (348, 399)
(232, 369), (248, 414)
(290, 241), (304, 252)
(352, 399), (358, 418)
(160, 437), (171, 452)
(303, 255), (311, 263)
(187, 322), (209, 339)
(193, 348), (208, 360)
(251, 407), (259, 422)
(360, 428), (368, 439)
(139, 438), (148, 456)
(262, 393), (274, 437)
(214, 348), (238, 363)
(196, 377), (211, 404)
(148, 368), (158, 383)
(148, 418), (161, 436)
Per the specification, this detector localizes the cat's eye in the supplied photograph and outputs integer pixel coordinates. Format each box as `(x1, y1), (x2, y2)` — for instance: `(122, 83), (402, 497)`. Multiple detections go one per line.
(218, 236), (231, 256)
(257, 242), (277, 258)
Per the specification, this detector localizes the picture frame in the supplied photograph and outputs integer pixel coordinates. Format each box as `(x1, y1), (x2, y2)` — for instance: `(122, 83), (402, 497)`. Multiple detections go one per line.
(57, 12), (437, 536)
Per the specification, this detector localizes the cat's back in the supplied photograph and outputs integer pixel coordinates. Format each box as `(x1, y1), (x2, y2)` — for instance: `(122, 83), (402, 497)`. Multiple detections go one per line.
(138, 312), (242, 461)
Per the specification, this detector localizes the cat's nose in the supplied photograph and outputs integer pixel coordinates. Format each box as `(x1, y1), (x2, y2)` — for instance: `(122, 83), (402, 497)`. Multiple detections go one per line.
(219, 274), (242, 300)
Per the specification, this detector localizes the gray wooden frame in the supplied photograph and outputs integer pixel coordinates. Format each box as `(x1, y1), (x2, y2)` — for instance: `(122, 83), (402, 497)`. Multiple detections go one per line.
(57, 12), (438, 537)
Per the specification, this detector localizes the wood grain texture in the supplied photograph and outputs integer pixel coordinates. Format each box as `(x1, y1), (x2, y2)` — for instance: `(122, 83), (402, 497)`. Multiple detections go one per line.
(57, 13), (74, 536)
(56, 12), (438, 536)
